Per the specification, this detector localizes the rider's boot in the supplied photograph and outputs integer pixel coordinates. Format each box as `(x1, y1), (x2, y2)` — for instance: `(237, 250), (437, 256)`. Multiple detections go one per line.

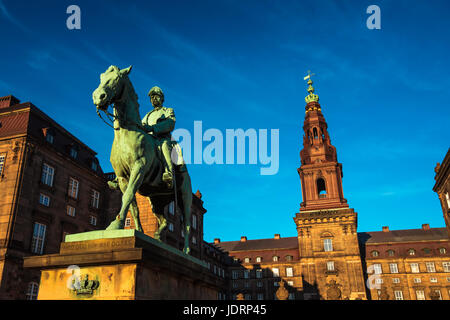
(162, 170), (173, 189)
(162, 140), (174, 189)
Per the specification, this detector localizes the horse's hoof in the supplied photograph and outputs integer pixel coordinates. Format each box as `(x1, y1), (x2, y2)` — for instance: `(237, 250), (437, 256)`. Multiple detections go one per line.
(106, 219), (123, 230)
(107, 179), (120, 190)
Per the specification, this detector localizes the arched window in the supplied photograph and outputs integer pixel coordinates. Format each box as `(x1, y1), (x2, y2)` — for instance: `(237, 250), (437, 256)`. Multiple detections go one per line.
(387, 250), (395, 257)
(313, 127), (318, 139)
(317, 178), (327, 198)
(371, 250), (379, 257)
(323, 238), (333, 252)
(408, 249), (416, 256)
(272, 256), (279, 262)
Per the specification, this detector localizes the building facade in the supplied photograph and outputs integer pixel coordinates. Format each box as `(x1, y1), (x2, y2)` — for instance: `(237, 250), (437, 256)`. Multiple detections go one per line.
(433, 149), (450, 234)
(213, 80), (450, 300)
(0, 95), (118, 299)
(361, 224), (450, 300)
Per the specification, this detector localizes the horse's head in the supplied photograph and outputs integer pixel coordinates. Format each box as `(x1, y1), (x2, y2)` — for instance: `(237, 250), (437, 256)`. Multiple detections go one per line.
(92, 65), (132, 110)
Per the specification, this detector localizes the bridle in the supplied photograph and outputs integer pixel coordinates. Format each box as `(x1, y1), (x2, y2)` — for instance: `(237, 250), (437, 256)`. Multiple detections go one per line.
(95, 75), (145, 132)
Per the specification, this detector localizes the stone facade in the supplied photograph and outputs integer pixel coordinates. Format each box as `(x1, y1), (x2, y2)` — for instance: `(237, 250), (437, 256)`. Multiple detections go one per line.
(23, 230), (224, 300)
(361, 225), (450, 300)
(0, 95), (117, 299)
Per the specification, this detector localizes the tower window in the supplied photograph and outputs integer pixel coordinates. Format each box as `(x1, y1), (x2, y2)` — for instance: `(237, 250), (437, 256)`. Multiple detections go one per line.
(317, 178), (327, 198)
(323, 238), (333, 252)
(313, 127), (318, 139)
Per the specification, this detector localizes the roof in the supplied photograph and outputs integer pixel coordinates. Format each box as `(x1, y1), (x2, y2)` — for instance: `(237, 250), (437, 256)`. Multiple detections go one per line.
(214, 236), (298, 252)
(0, 106), (30, 138)
(358, 227), (449, 245)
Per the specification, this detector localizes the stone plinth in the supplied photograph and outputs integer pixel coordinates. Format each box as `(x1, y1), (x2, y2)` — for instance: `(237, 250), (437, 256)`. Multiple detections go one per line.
(23, 230), (220, 300)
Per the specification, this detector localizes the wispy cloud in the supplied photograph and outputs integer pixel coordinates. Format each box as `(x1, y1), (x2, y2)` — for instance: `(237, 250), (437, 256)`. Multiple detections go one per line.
(104, 4), (255, 89)
(0, 0), (31, 33)
(26, 50), (58, 70)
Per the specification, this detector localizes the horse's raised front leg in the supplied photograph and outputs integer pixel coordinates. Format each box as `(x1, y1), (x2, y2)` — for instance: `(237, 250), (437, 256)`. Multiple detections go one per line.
(106, 162), (146, 230)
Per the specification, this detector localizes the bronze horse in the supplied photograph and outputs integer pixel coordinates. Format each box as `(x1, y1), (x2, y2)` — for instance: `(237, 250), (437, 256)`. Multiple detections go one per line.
(92, 65), (193, 254)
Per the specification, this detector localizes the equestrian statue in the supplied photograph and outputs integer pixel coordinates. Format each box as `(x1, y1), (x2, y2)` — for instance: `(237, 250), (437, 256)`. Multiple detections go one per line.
(92, 65), (193, 254)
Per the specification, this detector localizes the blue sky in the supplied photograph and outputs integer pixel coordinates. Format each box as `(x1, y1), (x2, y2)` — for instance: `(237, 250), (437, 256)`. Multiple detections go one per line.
(0, 0), (449, 242)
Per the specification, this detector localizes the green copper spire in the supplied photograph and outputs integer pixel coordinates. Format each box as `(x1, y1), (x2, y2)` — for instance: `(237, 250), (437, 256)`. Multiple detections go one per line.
(304, 70), (319, 104)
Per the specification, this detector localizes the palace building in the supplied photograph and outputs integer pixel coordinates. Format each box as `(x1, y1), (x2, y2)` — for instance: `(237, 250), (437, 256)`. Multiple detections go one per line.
(0, 81), (448, 300)
(212, 80), (450, 300)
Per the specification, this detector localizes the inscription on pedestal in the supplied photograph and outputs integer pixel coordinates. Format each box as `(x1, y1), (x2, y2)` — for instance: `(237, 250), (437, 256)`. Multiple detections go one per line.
(60, 237), (136, 254)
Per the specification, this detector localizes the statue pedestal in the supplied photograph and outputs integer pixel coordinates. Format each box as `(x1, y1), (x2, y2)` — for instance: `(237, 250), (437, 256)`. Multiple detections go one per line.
(23, 230), (219, 300)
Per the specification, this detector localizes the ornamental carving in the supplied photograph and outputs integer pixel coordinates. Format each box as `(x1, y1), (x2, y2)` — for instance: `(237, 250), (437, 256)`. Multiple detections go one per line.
(71, 274), (100, 296)
(275, 281), (289, 300)
(236, 293), (244, 300)
(326, 280), (342, 300)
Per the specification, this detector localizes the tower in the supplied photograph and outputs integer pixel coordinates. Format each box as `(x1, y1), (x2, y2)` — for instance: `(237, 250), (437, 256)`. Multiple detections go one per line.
(298, 75), (348, 212)
(293, 74), (367, 300)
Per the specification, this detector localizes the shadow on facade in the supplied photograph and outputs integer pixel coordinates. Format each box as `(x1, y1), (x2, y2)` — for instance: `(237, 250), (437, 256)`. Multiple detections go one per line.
(357, 232), (373, 300)
(228, 263), (320, 300)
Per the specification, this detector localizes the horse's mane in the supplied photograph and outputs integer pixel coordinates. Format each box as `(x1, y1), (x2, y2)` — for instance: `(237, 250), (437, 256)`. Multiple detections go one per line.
(121, 73), (141, 119)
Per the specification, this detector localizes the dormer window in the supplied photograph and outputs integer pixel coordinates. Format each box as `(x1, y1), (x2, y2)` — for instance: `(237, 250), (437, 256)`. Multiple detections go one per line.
(91, 159), (98, 171)
(43, 127), (55, 144)
(70, 147), (78, 159)
(46, 132), (54, 144)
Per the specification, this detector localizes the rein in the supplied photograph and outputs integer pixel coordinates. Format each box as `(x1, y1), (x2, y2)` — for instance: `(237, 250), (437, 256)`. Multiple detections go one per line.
(95, 80), (146, 132)
(96, 107), (116, 129)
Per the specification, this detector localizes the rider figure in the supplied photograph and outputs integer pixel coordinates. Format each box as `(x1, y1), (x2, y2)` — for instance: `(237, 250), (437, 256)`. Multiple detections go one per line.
(141, 86), (175, 188)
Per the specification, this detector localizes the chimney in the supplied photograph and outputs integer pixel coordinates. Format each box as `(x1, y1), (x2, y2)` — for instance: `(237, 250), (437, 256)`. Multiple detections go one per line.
(0, 95), (20, 109)
(274, 234), (281, 239)
(382, 226), (389, 232)
(240, 236), (247, 242)
(422, 224), (430, 230)
(214, 238), (220, 244)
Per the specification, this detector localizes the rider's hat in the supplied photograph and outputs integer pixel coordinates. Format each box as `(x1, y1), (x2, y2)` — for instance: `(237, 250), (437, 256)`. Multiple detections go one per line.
(148, 86), (164, 99)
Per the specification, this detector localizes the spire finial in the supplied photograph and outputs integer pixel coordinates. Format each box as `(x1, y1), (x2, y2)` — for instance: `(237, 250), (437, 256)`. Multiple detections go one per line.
(303, 70), (320, 111)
